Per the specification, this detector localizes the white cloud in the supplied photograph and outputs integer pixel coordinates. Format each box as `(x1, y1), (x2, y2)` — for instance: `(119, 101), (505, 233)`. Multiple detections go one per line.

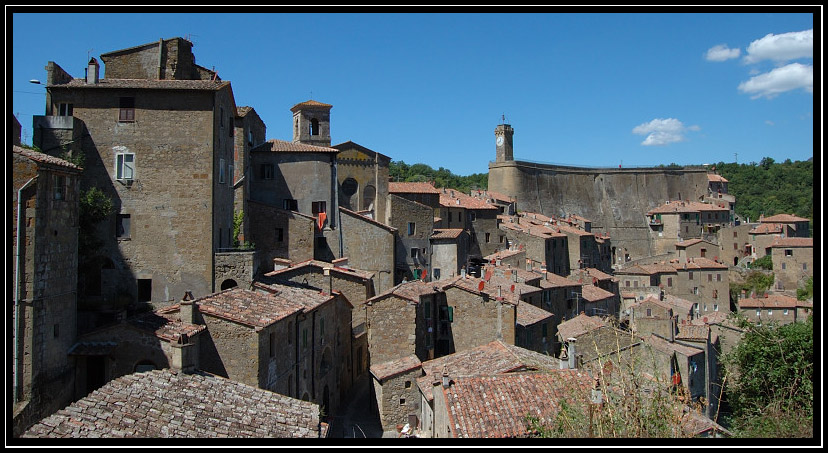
(743, 29), (813, 64)
(737, 63), (813, 99)
(705, 44), (740, 61)
(765, 120), (775, 126)
(632, 118), (700, 146)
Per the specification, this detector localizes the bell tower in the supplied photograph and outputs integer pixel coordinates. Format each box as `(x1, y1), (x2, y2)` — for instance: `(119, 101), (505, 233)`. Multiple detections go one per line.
(291, 100), (333, 147)
(495, 121), (514, 162)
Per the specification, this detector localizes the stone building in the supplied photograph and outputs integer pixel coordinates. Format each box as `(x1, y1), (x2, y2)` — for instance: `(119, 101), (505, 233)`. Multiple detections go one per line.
(338, 207), (397, 294)
(193, 283), (353, 415)
(333, 140), (390, 222)
(483, 247), (526, 270)
(435, 187), (500, 259)
(23, 369), (324, 438)
(579, 283), (619, 319)
(33, 37), (238, 310)
(415, 340), (563, 437)
(515, 301), (556, 356)
(369, 354), (423, 431)
(248, 138), (341, 262)
(758, 213), (810, 238)
(387, 193), (435, 283)
(233, 106), (267, 245)
(717, 222), (759, 268)
(498, 214), (570, 277)
(737, 292), (813, 326)
(11, 146), (82, 437)
(674, 238), (721, 261)
(430, 228), (469, 282)
(646, 200), (731, 256)
(66, 299), (205, 400)
(669, 257), (729, 313)
(247, 199), (316, 271)
(768, 237), (813, 292)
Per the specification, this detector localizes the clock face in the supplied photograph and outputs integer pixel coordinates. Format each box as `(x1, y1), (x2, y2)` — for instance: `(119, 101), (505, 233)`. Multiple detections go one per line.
(496, 136), (504, 146)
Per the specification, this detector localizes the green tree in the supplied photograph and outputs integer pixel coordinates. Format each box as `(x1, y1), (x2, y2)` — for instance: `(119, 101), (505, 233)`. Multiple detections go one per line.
(750, 254), (773, 270)
(722, 316), (813, 437)
(796, 276), (813, 301)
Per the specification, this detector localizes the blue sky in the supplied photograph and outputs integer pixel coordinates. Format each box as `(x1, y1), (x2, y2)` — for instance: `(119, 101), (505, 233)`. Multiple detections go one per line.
(10, 12), (816, 176)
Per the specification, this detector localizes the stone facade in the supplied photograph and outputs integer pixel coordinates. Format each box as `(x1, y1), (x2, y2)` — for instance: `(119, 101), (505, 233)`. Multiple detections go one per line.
(214, 250), (257, 291)
(334, 141), (390, 223)
(387, 194), (434, 283)
(769, 238), (813, 292)
(36, 52), (237, 309)
(499, 216), (570, 276)
(248, 200), (315, 271)
(99, 37), (218, 81)
(233, 106), (267, 244)
(370, 355), (423, 430)
(12, 147), (82, 437)
(338, 207), (396, 294)
(430, 229), (469, 282)
(646, 201), (730, 256)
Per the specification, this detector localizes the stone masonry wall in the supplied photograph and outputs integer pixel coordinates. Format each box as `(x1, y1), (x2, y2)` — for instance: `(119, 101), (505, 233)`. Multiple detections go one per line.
(339, 208), (395, 294)
(366, 296), (417, 365)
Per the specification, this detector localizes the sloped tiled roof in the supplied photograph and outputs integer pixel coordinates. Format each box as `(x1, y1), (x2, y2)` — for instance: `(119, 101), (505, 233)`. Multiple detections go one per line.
(770, 237), (813, 248)
(370, 354), (422, 382)
(51, 78), (230, 91)
(580, 284), (614, 302)
(22, 369), (321, 438)
(194, 287), (311, 328)
(517, 302), (555, 326)
(738, 294), (802, 309)
(366, 280), (440, 305)
(388, 181), (441, 194)
(676, 324), (710, 341)
(439, 189), (498, 211)
(643, 334), (704, 357)
(749, 223), (784, 235)
(483, 248), (525, 262)
(127, 305), (206, 342)
(431, 228), (465, 240)
(760, 214), (809, 223)
(250, 139), (338, 153)
(669, 257), (728, 270)
(674, 238), (717, 248)
(647, 200), (729, 215)
(556, 314), (606, 340)
(290, 99), (333, 112)
(440, 370), (593, 438)
(537, 272), (582, 289)
(707, 174), (728, 183)
(416, 340), (563, 402)
(13, 145), (82, 171)
(264, 258), (375, 281)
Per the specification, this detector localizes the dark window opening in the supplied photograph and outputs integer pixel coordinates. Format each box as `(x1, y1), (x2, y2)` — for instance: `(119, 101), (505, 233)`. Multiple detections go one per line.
(284, 199), (298, 211)
(310, 118), (320, 136)
(58, 103), (73, 116)
(116, 214), (131, 239)
(276, 227), (284, 242)
(119, 97), (135, 122)
(261, 163), (274, 180)
(137, 278), (152, 302)
(220, 279), (238, 290)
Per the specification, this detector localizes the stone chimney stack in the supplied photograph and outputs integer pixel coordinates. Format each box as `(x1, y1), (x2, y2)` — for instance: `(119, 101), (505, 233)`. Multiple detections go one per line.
(567, 338), (577, 369)
(179, 291), (196, 324)
(86, 57), (99, 84)
(170, 334), (196, 374)
(441, 365), (451, 388)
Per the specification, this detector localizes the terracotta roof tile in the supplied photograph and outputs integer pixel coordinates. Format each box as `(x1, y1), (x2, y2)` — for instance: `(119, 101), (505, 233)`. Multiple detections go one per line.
(770, 237), (813, 248)
(483, 248), (525, 261)
(432, 228), (465, 240)
(580, 284), (614, 302)
(51, 77), (230, 91)
(749, 223), (784, 235)
(707, 174), (729, 183)
(441, 371), (593, 438)
(370, 355), (422, 381)
(670, 257), (727, 270)
(290, 99), (333, 112)
(127, 306), (206, 342)
(439, 189), (498, 210)
(13, 146), (82, 171)
(676, 324), (710, 341)
(517, 302), (554, 326)
(738, 293), (802, 309)
(194, 287), (314, 328)
(643, 334), (704, 357)
(22, 370), (321, 438)
(264, 258), (375, 281)
(536, 272), (582, 289)
(760, 214), (809, 223)
(367, 280), (440, 304)
(388, 181), (441, 194)
(250, 139), (338, 153)
(556, 314), (606, 340)
(647, 200), (729, 215)
(416, 340), (563, 402)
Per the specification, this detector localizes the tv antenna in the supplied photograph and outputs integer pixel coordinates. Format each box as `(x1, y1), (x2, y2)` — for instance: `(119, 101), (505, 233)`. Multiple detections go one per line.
(87, 48), (94, 61)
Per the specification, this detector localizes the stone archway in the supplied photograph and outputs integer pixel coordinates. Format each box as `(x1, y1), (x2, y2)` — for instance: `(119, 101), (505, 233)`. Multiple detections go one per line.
(220, 279), (238, 290)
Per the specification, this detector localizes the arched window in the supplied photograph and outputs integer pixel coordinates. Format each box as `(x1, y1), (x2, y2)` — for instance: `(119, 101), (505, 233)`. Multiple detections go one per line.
(220, 279), (238, 290)
(363, 185), (376, 212)
(134, 360), (157, 373)
(310, 118), (320, 136)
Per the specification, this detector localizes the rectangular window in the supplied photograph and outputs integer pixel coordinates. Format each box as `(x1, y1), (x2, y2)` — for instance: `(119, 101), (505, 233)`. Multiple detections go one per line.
(646, 308), (652, 317)
(269, 332), (276, 358)
(116, 214), (131, 239)
(694, 303), (699, 312)
(756, 309), (760, 316)
(717, 273), (722, 282)
(283, 199), (298, 211)
(424, 300), (432, 319)
(785, 249), (793, 257)
(137, 278), (152, 302)
(689, 271), (693, 280)
(229, 116), (234, 136)
(410, 248), (418, 259)
(781, 262), (786, 270)
(783, 309), (789, 315)
(803, 263), (807, 270)
(116, 153), (135, 180)
(667, 277), (673, 287)
(408, 222), (416, 236)
(625, 280), (630, 288)
(312, 201), (326, 216)
(734, 243), (738, 250)
(693, 287), (699, 295)
(542, 323), (548, 338)
(485, 233), (491, 243)
(275, 227), (284, 242)
(733, 231), (738, 238)
(469, 212), (476, 222)
(53, 323), (60, 338)
(119, 97), (135, 122)
(228, 164), (234, 183)
(303, 328), (308, 348)
(53, 174), (66, 200)
(261, 163), (274, 180)
(219, 158), (226, 184)
(767, 309), (773, 316)
(714, 304), (719, 312)
(57, 103), (73, 116)
(708, 273), (712, 282)
(500, 235), (505, 243)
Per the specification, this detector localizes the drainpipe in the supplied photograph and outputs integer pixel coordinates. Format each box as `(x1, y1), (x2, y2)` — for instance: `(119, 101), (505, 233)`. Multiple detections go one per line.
(14, 176), (37, 403)
(157, 38), (164, 79)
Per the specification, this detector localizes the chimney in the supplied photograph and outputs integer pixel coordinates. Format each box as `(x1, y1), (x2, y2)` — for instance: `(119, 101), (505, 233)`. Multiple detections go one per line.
(441, 365), (451, 388)
(170, 334), (196, 374)
(332, 257), (349, 268)
(180, 291), (196, 324)
(461, 268), (467, 279)
(567, 338), (577, 369)
(273, 257), (292, 271)
(323, 267), (333, 295)
(559, 343), (570, 369)
(86, 57), (99, 84)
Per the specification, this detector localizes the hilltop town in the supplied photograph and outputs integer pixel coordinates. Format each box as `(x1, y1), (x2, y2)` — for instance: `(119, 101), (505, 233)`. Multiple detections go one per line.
(11, 37), (814, 439)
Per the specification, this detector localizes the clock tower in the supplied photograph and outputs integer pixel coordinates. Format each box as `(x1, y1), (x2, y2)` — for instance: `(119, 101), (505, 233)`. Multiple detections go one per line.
(495, 122), (514, 162)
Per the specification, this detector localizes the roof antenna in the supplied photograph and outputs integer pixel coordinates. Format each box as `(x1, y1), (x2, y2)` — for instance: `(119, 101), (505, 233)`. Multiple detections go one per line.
(87, 48), (94, 61)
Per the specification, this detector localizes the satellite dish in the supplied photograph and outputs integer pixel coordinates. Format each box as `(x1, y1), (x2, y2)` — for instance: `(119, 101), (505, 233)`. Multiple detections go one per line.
(478, 281), (485, 291)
